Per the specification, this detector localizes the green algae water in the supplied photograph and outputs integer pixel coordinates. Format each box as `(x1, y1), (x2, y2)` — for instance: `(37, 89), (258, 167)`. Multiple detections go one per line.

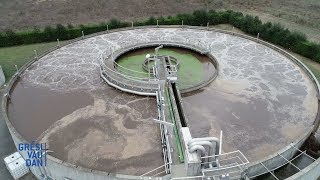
(116, 47), (215, 89)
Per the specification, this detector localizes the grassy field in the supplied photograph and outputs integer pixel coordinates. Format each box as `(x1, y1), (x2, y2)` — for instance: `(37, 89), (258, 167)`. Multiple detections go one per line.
(117, 48), (205, 88)
(291, 52), (320, 81)
(0, 41), (61, 81)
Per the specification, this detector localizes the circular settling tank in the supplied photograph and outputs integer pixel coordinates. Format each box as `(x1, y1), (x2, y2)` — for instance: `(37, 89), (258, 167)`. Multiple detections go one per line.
(3, 27), (318, 179)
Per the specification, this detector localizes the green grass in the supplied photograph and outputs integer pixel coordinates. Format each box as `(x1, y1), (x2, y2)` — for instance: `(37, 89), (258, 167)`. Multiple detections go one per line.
(302, 62), (320, 82)
(288, 51), (320, 82)
(117, 48), (205, 88)
(0, 41), (61, 82)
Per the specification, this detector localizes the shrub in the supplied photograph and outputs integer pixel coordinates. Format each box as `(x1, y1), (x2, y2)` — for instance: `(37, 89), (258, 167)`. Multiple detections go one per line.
(192, 10), (208, 26)
(145, 16), (157, 25)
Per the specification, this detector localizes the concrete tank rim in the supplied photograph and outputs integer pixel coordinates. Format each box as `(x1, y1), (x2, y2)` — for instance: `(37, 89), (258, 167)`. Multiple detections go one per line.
(103, 41), (220, 94)
(2, 25), (320, 178)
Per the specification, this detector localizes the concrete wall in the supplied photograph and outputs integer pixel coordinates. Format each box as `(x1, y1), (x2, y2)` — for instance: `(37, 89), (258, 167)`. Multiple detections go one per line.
(286, 158), (320, 180)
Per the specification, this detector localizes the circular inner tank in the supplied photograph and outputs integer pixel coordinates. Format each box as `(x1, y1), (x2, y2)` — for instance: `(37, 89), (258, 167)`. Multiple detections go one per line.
(115, 46), (216, 89)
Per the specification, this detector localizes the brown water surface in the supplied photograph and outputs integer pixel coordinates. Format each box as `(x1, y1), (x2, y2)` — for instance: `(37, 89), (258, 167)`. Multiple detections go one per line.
(7, 79), (164, 175)
(7, 80), (94, 141)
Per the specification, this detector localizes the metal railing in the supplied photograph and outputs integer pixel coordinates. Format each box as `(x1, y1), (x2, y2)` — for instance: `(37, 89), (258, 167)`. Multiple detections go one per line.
(201, 150), (249, 166)
(157, 85), (174, 175)
(115, 63), (151, 80)
(171, 150), (249, 180)
(139, 163), (169, 177)
(172, 176), (203, 180)
(200, 150), (249, 178)
(248, 144), (317, 179)
(100, 54), (158, 95)
(101, 53), (153, 81)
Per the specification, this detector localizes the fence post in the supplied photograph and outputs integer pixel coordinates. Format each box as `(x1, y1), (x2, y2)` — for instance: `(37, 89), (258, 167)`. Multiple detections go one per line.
(207, 22), (209, 30)
(257, 33), (260, 39)
(34, 50), (38, 59)
(181, 20), (184, 28)
(57, 39), (60, 47)
(157, 20), (159, 27)
(15, 65), (18, 72)
(111, 47), (114, 61)
(81, 31), (84, 39)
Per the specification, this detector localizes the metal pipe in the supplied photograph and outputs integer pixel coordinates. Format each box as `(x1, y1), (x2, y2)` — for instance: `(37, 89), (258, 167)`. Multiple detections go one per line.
(188, 137), (220, 155)
(217, 130), (223, 167)
(148, 57), (150, 80)
(188, 141), (214, 168)
(189, 145), (206, 156)
(189, 141), (214, 155)
(188, 137), (220, 168)
(188, 137), (219, 145)
(219, 131), (223, 155)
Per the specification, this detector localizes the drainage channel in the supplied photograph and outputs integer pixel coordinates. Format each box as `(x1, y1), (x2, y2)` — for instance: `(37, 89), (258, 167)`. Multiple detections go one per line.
(165, 84), (184, 163)
(170, 83), (187, 127)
